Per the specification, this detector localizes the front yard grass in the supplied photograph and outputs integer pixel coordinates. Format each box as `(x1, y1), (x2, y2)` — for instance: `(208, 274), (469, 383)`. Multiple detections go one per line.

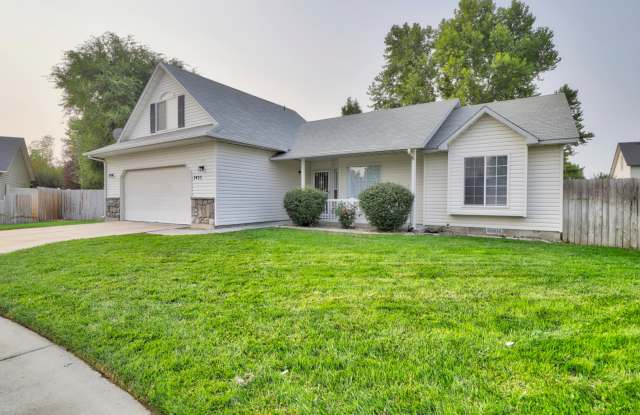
(0, 219), (100, 231)
(0, 229), (639, 414)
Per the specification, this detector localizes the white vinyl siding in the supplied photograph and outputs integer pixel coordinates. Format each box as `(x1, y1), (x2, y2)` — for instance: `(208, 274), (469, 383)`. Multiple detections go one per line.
(105, 142), (216, 199)
(215, 142), (299, 226)
(0, 173), (6, 197)
(633, 167), (640, 178)
(424, 144), (564, 232)
(447, 114), (527, 217)
(305, 151), (423, 225)
(126, 71), (212, 140)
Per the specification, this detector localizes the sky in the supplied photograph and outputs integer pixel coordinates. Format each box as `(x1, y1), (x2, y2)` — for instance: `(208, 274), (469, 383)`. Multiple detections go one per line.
(1, 0), (638, 176)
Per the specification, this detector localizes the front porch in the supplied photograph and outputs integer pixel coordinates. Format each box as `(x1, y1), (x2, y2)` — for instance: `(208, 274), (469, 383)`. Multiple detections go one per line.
(297, 150), (422, 228)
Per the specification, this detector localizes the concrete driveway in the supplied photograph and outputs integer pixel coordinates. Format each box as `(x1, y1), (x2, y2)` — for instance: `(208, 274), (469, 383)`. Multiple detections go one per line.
(0, 221), (183, 254)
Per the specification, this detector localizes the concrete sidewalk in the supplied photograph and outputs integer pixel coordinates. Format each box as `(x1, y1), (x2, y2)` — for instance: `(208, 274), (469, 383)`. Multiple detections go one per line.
(0, 317), (149, 415)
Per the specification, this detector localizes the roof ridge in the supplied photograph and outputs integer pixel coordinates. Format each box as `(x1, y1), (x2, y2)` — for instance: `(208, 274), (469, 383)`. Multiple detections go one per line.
(303, 99), (459, 125)
(453, 93), (565, 109)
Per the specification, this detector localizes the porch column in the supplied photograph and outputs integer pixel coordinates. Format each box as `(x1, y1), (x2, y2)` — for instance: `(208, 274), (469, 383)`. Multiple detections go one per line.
(409, 149), (417, 229)
(300, 158), (306, 188)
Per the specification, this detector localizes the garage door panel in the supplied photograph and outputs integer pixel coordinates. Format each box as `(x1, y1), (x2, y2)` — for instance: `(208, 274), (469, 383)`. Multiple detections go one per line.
(124, 167), (191, 224)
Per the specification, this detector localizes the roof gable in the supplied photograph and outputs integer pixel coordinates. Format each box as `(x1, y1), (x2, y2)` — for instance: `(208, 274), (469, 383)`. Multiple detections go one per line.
(436, 106), (538, 150)
(618, 142), (640, 167)
(119, 65), (215, 141)
(0, 136), (34, 179)
(427, 94), (579, 150)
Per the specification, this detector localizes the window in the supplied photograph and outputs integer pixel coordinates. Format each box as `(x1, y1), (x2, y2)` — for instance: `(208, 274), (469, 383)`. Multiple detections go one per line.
(347, 166), (380, 198)
(156, 101), (167, 131)
(150, 94), (185, 133)
(464, 155), (508, 206)
(486, 155), (508, 205)
(464, 157), (485, 205)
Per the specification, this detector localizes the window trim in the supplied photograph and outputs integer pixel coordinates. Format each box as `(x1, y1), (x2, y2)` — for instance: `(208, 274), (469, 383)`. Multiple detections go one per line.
(463, 154), (509, 208)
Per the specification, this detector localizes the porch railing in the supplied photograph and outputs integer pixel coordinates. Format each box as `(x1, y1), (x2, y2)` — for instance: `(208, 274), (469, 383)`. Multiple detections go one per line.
(320, 198), (368, 224)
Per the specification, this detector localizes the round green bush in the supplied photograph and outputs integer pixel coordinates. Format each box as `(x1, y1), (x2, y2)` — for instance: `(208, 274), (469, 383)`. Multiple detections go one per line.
(358, 182), (414, 231)
(283, 188), (328, 226)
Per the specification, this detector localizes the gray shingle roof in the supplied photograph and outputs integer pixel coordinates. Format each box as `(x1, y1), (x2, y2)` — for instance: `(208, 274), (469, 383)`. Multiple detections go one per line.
(426, 94), (579, 149)
(0, 136), (27, 172)
(273, 100), (459, 160)
(163, 64), (306, 151)
(88, 63), (580, 159)
(619, 142), (640, 166)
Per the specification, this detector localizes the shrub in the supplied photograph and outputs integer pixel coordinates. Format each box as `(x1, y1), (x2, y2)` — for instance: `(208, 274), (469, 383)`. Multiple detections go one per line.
(334, 202), (357, 229)
(283, 188), (327, 226)
(358, 182), (414, 231)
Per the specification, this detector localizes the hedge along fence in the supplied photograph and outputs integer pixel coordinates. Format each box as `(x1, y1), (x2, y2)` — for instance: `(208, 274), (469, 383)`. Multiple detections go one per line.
(0, 187), (104, 224)
(563, 178), (640, 249)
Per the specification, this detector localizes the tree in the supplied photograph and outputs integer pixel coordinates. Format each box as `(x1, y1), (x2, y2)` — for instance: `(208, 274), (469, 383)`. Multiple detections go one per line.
(556, 84), (593, 179)
(433, 0), (560, 104)
(341, 97), (362, 116)
(564, 162), (584, 180)
(51, 32), (182, 188)
(434, 0), (560, 105)
(62, 137), (80, 189)
(368, 23), (438, 109)
(29, 135), (64, 188)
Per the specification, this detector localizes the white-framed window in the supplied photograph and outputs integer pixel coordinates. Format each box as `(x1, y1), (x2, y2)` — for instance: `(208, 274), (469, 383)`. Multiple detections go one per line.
(347, 166), (380, 198)
(150, 94), (185, 133)
(464, 155), (508, 206)
(155, 100), (167, 131)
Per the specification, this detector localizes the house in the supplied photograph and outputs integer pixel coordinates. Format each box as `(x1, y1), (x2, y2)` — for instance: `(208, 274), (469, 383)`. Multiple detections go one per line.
(85, 63), (579, 240)
(610, 142), (640, 178)
(0, 136), (34, 198)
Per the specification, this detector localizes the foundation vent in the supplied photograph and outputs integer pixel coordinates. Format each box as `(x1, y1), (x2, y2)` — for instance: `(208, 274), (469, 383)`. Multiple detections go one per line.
(485, 227), (504, 235)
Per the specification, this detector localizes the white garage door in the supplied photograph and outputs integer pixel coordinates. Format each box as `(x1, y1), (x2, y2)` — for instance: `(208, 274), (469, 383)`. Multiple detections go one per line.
(123, 166), (191, 224)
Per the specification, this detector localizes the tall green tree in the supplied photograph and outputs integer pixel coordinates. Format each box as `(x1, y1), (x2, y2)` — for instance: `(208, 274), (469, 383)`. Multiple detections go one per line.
(556, 84), (593, 179)
(29, 135), (64, 188)
(51, 32), (182, 188)
(341, 97), (362, 116)
(434, 0), (560, 104)
(368, 23), (438, 109)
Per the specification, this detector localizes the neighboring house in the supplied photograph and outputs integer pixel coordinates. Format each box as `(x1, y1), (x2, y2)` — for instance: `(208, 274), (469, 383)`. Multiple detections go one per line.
(86, 63), (579, 239)
(610, 142), (640, 178)
(0, 136), (34, 198)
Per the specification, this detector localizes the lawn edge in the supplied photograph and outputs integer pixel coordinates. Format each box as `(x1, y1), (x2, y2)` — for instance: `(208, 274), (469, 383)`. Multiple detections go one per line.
(0, 313), (161, 415)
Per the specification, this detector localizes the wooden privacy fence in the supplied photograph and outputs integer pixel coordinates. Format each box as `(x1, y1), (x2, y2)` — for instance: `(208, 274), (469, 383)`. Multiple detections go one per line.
(0, 187), (104, 224)
(563, 178), (640, 249)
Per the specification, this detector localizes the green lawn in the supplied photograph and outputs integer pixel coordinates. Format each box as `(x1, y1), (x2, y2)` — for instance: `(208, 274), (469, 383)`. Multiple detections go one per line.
(0, 229), (639, 414)
(0, 219), (100, 231)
